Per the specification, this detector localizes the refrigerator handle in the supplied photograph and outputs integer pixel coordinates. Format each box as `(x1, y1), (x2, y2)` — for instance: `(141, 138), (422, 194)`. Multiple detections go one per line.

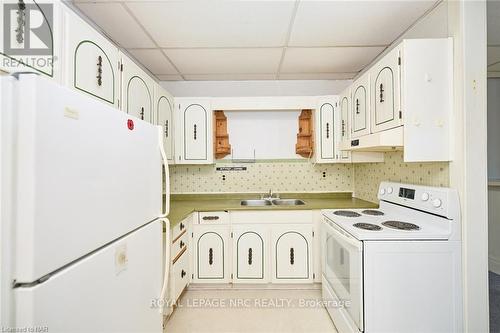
(158, 126), (170, 217)
(158, 218), (171, 314)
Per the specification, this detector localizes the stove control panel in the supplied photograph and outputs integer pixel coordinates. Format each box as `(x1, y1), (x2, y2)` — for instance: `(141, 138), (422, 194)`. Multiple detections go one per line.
(378, 182), (459, 219)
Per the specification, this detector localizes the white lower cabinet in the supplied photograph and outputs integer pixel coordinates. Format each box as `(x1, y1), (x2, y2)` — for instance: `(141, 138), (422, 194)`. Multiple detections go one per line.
(171, 249), (189, 302)
(232, 225), (268, 283)
(192, 225), (230, 283)
(271, 225), (313, 283)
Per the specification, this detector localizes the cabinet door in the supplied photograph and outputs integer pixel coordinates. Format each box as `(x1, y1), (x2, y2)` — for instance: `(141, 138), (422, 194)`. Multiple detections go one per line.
(319, 101), (335, 160)
(0, 0), (60, 79)
(232, 225), (268, 283)
(338, 90), (351, 161)
(351, 74), (370, 138)
(64, 7), (118, 106)
(121, 54), (154, 123)
(271, 225), (312, 283)
(176, 99), (213, 164)
(155, 86), (174, 162)
(371, 46), (402, 133)
(193, 225), (230, 283)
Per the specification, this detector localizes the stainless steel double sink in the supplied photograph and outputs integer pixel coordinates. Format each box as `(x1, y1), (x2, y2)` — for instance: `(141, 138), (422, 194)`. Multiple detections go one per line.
(240, 199), (305, 207)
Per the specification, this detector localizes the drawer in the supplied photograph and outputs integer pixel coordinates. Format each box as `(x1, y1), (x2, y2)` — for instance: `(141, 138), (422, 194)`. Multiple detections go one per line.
(171, 249), (189, 302)
(172, 216), (189, 241)
(171, 231), (188, 260)
(198, 211), (230, 225)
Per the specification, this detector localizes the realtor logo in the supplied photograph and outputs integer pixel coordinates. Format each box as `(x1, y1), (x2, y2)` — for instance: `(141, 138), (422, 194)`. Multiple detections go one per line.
(3, 2), (53, 56)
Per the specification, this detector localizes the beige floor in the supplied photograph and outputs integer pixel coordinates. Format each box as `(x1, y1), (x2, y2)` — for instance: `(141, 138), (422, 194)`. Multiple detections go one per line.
(164, 288), (338, 333)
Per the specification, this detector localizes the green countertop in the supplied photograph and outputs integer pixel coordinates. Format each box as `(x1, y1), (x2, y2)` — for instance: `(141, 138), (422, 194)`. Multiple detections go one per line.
(167, 192), (378, 226)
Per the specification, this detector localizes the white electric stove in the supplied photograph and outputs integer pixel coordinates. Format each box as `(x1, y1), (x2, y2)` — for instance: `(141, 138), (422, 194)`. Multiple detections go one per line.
(321, 182), (462, 333)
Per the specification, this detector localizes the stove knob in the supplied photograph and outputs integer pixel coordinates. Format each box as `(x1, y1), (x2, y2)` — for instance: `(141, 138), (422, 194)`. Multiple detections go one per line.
(387, 187), (393, 194)
(421, 192), (430, 201)
(379, 188), (386, 195)
(432, 198), (442, 208)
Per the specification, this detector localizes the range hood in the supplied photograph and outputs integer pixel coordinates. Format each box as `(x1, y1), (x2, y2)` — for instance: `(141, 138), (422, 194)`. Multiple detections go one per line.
(340, 126), (404, 152)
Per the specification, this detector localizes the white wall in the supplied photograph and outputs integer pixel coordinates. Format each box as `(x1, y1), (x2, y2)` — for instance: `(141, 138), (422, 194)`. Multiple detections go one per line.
(160, 80), (349, 97)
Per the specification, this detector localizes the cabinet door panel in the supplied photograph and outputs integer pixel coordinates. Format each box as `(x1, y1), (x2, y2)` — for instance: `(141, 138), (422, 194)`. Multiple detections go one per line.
(183, 103), (208, 161)
(156, 94), (174, 161)
(319, 102), (335, 160)
(0, 0), (59, 78)
(121, 54), (154, 123)
(233, 225), (267, 282)
(193, 225), (229, 283)
(74, 42), (115, 104)
(272, 225), (312, 283)
(371, 47), (401, 133)
(352, 74), (370, 138)
(126, 76), (152, 122)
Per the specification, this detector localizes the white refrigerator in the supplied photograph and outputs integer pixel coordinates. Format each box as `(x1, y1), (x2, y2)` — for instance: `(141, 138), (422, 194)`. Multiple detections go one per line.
(0, 74), (170, 332)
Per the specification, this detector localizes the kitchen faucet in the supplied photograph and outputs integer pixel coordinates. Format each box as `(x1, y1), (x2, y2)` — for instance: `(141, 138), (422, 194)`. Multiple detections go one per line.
(261, 189), (279, 200)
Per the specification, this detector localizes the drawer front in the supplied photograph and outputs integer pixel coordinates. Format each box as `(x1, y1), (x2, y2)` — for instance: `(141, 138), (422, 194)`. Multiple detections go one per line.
(172, 217), (189, 241)
(198, 211), (229, 225)
(172, 250), (189, 302)
(172, 231), (188, 260)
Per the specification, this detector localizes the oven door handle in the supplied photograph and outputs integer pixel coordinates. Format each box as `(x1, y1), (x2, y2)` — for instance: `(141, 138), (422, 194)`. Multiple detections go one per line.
(324, 219), (363, 251)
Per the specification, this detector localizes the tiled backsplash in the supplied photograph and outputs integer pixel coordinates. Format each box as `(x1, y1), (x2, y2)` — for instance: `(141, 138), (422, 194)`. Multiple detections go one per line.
(169, 152), (450, 202)
(169, 161), (353, 194)
(354, 151), (450, 203)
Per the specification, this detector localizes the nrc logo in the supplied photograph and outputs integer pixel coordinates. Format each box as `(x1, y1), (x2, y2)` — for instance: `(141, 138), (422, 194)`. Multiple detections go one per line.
(3, 2), (53, 56)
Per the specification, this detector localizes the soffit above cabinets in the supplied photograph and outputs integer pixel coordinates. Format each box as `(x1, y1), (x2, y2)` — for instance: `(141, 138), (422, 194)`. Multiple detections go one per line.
(71, 0), (439, 81)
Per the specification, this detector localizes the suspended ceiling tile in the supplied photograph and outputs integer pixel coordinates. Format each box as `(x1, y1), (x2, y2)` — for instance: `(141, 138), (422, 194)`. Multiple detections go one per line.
(75, 2), (155, 48)
(278, 73), (357, 80)
(280, 47), (385, 74)
(125, 1), (296, 48)
(182, 74), (277, 81)
(164, 48), (283, 74)
(289, 1), (437, 46)
(127, 49), (177, 75)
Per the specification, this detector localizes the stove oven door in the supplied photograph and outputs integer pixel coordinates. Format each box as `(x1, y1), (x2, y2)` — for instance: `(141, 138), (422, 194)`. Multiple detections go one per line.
(322, 218), (364, 332)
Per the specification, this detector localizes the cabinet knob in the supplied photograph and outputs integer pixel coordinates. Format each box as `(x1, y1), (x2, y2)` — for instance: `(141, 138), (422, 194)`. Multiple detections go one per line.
(208, 248), (213, 265)
(96, 56), (103, 87)
(193, 124), (197, 140)
(140, 107), (145, 120)
(326, 123), (330, 139)
(202, 216), (220, 221)
(179, 223), (185, 230)
(165, 120), (169, 138)
(180, 240), (185, 248)
(379, 83), (385, 103)
(356, 99), (360, 114)
(290, 248), (295, 265)
(181, 269), (186, 278)
(248, 248), (253, 265)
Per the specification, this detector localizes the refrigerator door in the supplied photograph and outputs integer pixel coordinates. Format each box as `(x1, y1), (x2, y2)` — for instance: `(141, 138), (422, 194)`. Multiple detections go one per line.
(14, 220), (163, 333)
(4, 75), (162, 283)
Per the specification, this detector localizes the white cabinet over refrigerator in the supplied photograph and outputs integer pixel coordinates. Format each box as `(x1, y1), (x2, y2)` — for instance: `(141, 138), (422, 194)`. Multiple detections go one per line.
(121, 53), (155, 123)
(62, 5), (119, 107)
(0, 74), (169, 332)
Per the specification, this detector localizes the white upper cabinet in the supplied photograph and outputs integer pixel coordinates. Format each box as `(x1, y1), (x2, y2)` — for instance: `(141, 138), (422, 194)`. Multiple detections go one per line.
(155, 85), (175, 162)
(63, 7), (118, 106)
(316, 97), (336, 162)
(175, 98), (213, 164)
(351, 73), (371, 138)
(371, 46), (402, 133)
(121, 53), (155, 123)
(0, 0), (61, 80)
(338, 89), (351, 161)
